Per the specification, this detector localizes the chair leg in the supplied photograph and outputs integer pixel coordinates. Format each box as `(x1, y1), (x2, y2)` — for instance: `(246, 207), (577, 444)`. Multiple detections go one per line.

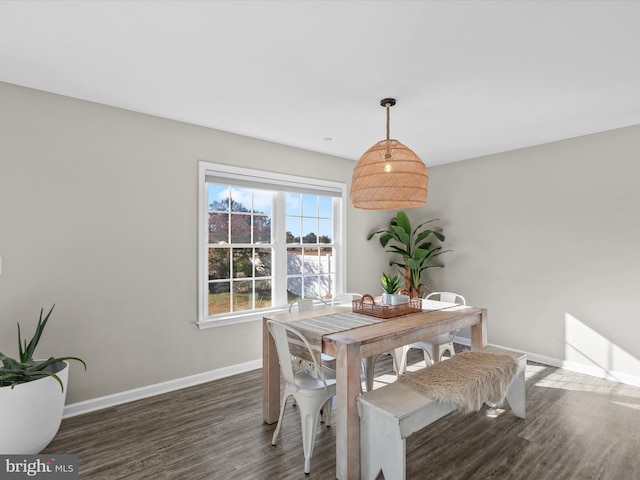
(389, 347), (406, 377)
(302, 410), (317, 474)
(320, 397), (333, 426)
(400, 347), (409, 375)
(298, 396), (328, 474)
(422, 348), (434, 366)
(437, 344), (455, 362)
(271, 393), (292, 445)
(432, 344), (443, 363)
(363, 355), (379, 392)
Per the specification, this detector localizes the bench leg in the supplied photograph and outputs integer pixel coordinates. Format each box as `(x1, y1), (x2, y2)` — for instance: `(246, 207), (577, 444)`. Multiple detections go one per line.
(360, 403), (406, 480)
(506, 368), (526, 419)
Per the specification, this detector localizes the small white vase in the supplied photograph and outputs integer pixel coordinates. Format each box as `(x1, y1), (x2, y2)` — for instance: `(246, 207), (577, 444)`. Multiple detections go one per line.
(390, 294), (410, 305)
(382, 293), (410, 305)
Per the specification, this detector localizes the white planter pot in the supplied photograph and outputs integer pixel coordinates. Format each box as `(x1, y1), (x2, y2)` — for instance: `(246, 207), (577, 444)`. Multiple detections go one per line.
(382, 293), (410, 305)
(390, 294), (410, 305)
(0, 360), (68, 454)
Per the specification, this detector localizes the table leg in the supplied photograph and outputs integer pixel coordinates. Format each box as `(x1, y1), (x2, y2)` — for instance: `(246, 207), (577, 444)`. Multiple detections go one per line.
(335, 340), (361, 480)
(470, 308), (488, 350)
(262, 317), (280, 424)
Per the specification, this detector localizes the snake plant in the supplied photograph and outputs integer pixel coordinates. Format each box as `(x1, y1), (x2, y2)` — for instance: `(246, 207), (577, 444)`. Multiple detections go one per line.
(0, 305), (86, 391)
(381, 272), (403, 294)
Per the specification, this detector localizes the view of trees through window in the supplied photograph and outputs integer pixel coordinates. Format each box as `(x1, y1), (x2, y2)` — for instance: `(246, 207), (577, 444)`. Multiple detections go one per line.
(207, 184), (335, 316)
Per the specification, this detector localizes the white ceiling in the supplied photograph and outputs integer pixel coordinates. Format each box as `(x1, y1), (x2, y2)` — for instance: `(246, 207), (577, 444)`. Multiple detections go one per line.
(2, 0), (640, 166)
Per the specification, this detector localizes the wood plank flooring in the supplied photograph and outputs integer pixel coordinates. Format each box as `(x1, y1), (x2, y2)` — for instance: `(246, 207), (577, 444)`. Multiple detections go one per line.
(43, 350), (640, 479)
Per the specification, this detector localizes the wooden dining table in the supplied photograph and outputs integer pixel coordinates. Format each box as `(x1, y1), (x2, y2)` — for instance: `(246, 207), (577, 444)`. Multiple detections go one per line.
(262, 303), (488, 480)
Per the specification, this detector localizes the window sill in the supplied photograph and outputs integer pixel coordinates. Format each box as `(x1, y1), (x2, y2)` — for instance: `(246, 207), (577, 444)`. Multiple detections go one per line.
(196, 307), (288, 329)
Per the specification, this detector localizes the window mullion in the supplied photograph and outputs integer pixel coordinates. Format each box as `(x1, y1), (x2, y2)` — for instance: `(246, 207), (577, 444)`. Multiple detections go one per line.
(333, 197), (345, 295)
(274, 191), (287, 308)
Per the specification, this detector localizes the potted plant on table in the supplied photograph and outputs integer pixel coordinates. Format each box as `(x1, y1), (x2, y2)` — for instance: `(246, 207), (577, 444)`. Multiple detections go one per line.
(381, 272), (404, 305)
(0, 305), (86, 454)
(368, 211), (449, 298)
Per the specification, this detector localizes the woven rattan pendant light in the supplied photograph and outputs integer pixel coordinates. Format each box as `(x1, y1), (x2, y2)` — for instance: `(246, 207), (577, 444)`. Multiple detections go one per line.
(350, 98), (428, 210)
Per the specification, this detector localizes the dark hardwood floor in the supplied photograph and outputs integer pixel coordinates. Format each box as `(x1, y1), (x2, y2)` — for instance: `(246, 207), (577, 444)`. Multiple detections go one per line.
(44, 350), (640, 479)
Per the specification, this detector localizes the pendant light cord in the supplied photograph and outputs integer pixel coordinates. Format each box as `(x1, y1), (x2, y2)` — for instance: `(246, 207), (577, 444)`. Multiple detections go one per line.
(386, 102), (390, 140)
(384, 102), (392, 159)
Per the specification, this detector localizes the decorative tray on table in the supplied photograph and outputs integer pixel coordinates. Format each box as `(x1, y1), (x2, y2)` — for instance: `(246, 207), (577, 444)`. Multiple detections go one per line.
(352, 294), (422, 319)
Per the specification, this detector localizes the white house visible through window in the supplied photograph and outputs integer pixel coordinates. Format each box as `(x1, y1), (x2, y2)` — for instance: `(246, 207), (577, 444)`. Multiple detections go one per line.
(285, 193), (335, 304)
(198, 162), (346, 328)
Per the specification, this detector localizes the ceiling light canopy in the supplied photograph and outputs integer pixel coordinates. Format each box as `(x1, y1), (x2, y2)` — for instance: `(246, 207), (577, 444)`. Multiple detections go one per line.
(350, 98), (428, 210)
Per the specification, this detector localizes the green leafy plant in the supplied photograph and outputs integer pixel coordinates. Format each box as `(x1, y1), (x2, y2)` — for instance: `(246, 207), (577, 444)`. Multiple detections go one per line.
(368, 211), (449, 298)
(0, 305), (86, 391)
(381, 272), (403, 294)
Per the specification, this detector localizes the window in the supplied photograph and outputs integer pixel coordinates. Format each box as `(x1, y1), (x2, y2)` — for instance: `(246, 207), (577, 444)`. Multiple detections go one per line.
(207, 186), (273, 316)
(285, 193), (336, 302)
(198, 162), (346, 328)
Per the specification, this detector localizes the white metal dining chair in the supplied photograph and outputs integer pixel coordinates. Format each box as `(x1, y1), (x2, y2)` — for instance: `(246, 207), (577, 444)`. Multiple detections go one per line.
(291, 294), (381, 392)
(331, 292), (363, 306)
(333, 293), (402, 391)
(266, 319), (336, 474)
(401, 292), (466, 371)
(288, 297), (329, 312)
(289, 298), (334, 376)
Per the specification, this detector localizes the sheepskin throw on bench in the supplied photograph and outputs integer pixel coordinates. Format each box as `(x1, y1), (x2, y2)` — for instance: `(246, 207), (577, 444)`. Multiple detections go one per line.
(397, 351), (519, 413)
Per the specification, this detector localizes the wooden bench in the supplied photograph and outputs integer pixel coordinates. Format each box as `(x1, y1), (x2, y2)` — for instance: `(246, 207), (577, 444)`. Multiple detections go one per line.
(357, 346), (526, 480)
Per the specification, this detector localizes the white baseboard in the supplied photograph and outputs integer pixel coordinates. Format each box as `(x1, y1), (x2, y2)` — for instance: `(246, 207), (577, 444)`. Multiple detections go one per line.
(63, 359), (262, 418)
(65, 340), (640, 419)
(456, 338), (640, 388)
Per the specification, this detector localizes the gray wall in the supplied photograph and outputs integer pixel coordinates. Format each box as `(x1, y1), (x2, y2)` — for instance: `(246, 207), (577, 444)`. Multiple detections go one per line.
(2, 81), (639, 407)
(0, 81), (382, 403)
(417, 125), (640, 380)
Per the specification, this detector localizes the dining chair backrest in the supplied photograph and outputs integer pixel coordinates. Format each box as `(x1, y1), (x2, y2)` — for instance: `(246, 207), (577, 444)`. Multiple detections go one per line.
(266, 319), (329, 388)
(425, 291), (466, 305)
(425, 291), (466, 340)
(401, 291), (467, 370)
(332, 293), (363, 306)
(288, 298), (329, 312)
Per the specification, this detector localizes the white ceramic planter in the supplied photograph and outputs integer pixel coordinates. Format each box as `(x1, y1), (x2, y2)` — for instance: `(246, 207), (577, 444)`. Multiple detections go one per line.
(390, 294), (410, 305)
(382, 293), (410, 305)
(0, 360), (68, 454)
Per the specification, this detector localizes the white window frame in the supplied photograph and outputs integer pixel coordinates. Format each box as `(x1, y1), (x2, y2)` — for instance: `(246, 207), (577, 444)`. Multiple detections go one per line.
(197, 161), (347, 329)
